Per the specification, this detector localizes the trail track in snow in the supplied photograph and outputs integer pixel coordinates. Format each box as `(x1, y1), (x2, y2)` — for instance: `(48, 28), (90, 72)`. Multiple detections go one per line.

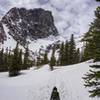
(0, 62), (99, 100)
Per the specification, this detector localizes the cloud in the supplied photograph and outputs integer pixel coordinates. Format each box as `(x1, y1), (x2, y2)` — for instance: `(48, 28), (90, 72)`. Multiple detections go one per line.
(0, 0), (99, 38)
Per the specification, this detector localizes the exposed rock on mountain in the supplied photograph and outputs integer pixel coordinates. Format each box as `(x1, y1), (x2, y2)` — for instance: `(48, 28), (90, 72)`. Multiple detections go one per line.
(0, 22), (6, 43)
(0, 7), (58, 46)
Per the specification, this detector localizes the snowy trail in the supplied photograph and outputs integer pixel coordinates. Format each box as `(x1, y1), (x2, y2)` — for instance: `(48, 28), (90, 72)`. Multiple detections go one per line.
(27, 62), (98, 100)
(0, 62), (99, 100)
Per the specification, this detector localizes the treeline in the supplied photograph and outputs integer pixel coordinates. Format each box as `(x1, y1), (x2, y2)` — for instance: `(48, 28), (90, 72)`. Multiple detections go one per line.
(49, 34), (81, 70)
(35, 34), (81, 70)
(0, 43), (33, 76)
(82, 7), (100, 97)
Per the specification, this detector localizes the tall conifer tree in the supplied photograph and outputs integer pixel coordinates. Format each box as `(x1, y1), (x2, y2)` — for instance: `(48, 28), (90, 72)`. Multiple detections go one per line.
(9, 43), (20, 76)
(18, 49), (23, 69)
(49, 47), (56, 70)
(23, 47), (29, 69)
(0, 48), (4, 71)
(75, 48), (80, 63)
(69, 34), (76, 64)
(43, 51), (49, 64)
(82, 7), (100, 61)
(59, 42), (65, 66)
(4, 47), (9, 71)
(83, 7), (100, 97)
(64, 40), (69, 65)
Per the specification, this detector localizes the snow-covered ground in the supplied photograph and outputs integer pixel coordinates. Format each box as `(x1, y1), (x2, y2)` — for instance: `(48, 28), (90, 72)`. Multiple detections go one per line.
(0, 61), (99, 100)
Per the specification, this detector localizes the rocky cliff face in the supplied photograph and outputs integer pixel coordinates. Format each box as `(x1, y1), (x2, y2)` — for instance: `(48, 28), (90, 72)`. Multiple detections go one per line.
(0, 22), (6, 43)
(0, 7), (58, 46)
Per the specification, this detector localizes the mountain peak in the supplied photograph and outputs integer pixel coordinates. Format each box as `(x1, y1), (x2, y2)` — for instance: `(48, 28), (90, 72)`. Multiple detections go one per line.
(0, 7), (58, 46)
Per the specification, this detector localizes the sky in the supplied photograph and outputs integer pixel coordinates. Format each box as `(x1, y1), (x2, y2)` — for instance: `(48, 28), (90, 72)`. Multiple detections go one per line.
(0, 0), (99, 38)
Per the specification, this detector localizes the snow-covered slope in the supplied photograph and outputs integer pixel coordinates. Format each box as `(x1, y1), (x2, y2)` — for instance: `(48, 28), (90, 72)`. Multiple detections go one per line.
(0, 24), (25, 52)
(0, 61), (99, 100)
(1, 24), (17, 49)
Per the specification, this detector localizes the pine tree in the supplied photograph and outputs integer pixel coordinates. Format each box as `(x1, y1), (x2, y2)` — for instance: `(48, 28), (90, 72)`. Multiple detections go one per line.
(4, 47), (9, 71)
(83, 7), (100, 97)
(36, 56), (42, 67)
(0, 48), (4, 71)
(59, 42), (65, 66)
(7, 48), (12, 69)
(64, 40), (69, 65)
(83, 68), (100, 97)
(9, 43), (20, 76)
(82, 42), (94, 61)
(49, 47), (56, 70)
(75, 48), (80, 63)
(69, 34), (76, 64)
(18, 49), (23, 70)
(23, 47), (29, 69)
(82, 7), (100, 61)
(43, 51), (49, 65)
